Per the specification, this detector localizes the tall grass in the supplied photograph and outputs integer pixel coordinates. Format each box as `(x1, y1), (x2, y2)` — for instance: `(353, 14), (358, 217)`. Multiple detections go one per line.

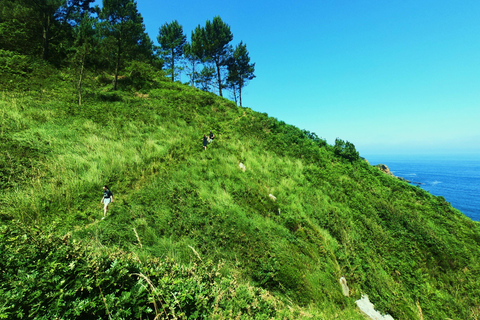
(2, 78), (480, 319)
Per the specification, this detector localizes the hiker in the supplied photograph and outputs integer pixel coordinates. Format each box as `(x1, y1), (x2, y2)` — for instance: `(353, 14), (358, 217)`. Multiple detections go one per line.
(202, 134), (208, 150)
(100, 185), (113, 219)
(208, 130), (215, 143)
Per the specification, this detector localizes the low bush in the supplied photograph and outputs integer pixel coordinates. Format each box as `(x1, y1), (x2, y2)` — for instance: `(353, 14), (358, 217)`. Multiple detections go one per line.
(0, 221), (300, 319)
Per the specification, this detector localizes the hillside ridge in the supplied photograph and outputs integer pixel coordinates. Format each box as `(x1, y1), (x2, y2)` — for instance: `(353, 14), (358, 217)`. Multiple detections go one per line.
(1, 74), (480, 319)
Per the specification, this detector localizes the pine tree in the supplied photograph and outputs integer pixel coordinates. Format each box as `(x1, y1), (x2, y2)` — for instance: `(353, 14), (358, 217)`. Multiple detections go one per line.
(226, 41), (255, 107)
(72, 12), (97, 105)
(0, 0), (41, 56)
(29, 0), (64, 60)
(0, 0), (94, 61)
(184, 27), (204, 87)
(100, 0), (153, 90)
(196, 65), (215, 92)
(157, 20), (186, 82)
(199, 16), (233, 97)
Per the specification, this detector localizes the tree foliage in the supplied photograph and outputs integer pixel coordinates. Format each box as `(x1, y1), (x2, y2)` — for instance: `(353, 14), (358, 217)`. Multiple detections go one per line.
(1, 4), (253, 102)
(334, 138), (360, 162)
(0, 0), (95, 62)
(100, 0), (153, 90)
(196, 65), (215, 92)
(226, 41), (255, 107)
(157, 20), (186, 81)
(0, 0), (41, 56)
(196, 16), (233, 97)
(183, 27), (204, 87)
(72, 13), (97, 105)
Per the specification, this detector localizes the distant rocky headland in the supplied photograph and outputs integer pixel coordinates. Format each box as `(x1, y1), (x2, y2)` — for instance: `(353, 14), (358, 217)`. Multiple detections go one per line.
(373, 164), (423, 185)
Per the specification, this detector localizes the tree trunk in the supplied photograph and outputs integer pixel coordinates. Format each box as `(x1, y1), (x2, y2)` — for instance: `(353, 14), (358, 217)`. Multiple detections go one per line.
(42, 14), (50, 60)
(113, 60), (119, 90)
(191, 60), (196, 87)
(215, 60), (222, 97)
(171, 48), (175, 81)
(113, 38), (121, 91)
(78, 53), (85, 106)
(239, 85), (242, 107)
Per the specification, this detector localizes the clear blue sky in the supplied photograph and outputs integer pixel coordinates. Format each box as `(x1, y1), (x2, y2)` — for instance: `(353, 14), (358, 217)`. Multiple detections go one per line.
(97, 0), (480, 157)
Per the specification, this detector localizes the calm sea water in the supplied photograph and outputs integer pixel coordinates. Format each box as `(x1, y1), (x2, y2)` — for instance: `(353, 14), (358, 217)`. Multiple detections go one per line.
(364, 154), (480, 221)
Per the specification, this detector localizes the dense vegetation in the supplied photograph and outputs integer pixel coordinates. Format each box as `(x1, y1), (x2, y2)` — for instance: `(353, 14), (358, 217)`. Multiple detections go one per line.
(1, 54), (480, 319)
(0, 0), (255, 105)
(2, 1), (480, 319)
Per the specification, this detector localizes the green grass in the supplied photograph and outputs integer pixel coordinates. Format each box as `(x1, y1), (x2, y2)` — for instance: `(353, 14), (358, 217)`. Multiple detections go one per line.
(1, 68), (480, 319)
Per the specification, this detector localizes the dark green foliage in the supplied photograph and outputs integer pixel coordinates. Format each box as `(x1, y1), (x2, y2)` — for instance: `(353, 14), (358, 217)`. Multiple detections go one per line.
(302, 129), (327, 148)
(183, 28), (204, 87)
(334, 138), (360, 162)
(0, 221), (287, 319)
(0, 50), (58, 91)
(123, 60), (161, 91)
(0, 0), (95, 62)
(226, 41), (255, 107)
(0, 1), (41, 56)
(0, 136), (47, 191)
(196, 16), (233, 97)
(99, 0), (154, 90)
(157, 20), (187, 81)
(196, 65), (216, 91)
(71, 12), (98, 105)
(0, 49), (35, 77)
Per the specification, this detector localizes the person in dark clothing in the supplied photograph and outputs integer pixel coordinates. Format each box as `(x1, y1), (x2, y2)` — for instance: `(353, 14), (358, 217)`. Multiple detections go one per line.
(100, 185), (113, 219)
(208, 130), (215, 143)
(202, 134), (208, 150)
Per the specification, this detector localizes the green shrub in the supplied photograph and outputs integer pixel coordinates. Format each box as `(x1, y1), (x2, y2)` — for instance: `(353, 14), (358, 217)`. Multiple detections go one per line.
(0, 221), (302, 319)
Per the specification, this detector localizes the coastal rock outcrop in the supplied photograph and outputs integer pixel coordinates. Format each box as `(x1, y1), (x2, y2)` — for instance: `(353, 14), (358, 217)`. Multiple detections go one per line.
(376, 164), (391, 175)
(374, 164), (411, 183)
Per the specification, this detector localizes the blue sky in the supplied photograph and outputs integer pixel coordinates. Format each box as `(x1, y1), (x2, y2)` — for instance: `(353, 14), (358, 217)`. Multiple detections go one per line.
(97, 0), (480, 157)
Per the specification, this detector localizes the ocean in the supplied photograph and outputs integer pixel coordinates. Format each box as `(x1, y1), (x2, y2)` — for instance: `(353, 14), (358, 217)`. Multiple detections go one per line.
(364, 154), (480, 221)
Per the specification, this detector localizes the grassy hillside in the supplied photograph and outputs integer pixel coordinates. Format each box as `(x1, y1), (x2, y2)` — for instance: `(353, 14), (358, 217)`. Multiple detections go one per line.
(1, 65), (480, 319)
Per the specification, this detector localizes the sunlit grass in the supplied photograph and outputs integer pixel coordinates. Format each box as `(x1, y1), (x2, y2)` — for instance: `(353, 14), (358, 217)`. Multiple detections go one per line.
(1, 79), (480, 319)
